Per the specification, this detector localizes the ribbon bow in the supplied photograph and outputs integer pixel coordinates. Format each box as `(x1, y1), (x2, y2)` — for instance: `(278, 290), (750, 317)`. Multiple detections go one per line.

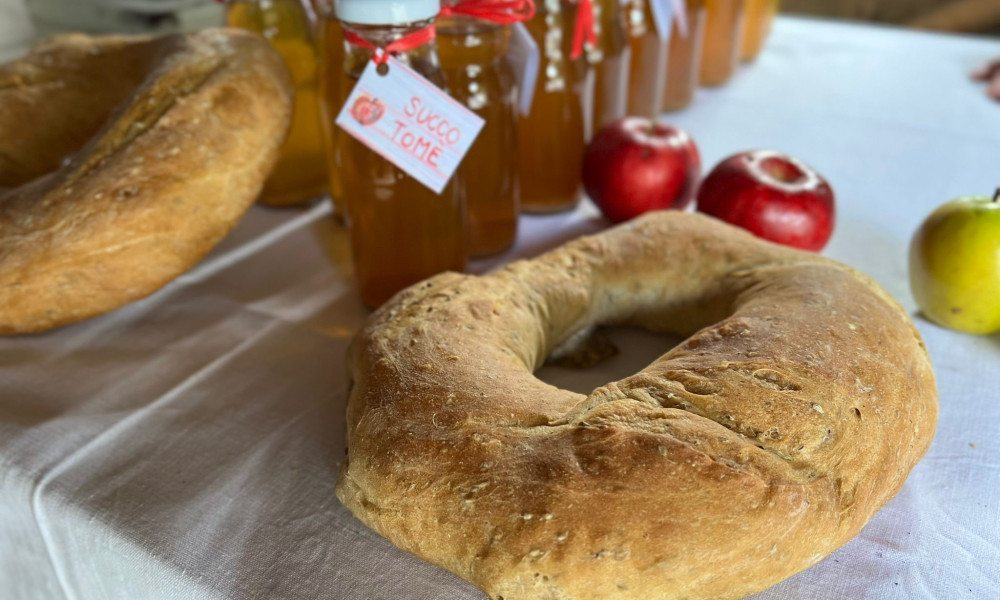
(570, 0), (597, 60)
(342, 27), (438, 65)
(439, 0), (536, 24)
(340, 0), (536, 66)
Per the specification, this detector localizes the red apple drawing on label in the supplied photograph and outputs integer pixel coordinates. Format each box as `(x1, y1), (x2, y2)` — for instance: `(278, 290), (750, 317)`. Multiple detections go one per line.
(351, 95), (385, 126)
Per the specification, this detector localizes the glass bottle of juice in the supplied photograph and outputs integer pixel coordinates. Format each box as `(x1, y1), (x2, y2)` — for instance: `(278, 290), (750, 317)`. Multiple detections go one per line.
(316, 7), (345, 215)
(740, 0), (777, 62)
(588, 0), (630, 132)
(625, 0), (668, 118)
(699, 0), (746, 87)
(225, 0), (329, 206)
(662, 0), (708, 111)
(336, 0), (467, 307)
(437, 5), (520, 258)
(518, 0), (589, 214)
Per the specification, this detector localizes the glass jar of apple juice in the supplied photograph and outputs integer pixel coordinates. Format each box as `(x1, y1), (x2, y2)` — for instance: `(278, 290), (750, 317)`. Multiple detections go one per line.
(624, 0), (668, 118)
(225, 0), (329, 206)
(662, 0), (708, 111)
(335, 0), (467, 307)
(316, 2), (346, 216)
(740, 0), (777, 62)
(699, 0), (746, 86)
(437, 2), (525, 257)
(587, 0), (630, 132)
(517, 0), (590, 214)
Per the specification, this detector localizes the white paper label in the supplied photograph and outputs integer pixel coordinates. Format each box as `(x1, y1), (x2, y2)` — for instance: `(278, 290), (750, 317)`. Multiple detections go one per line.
(336, 57), (485, 194)
(508, 22), (540, 117)
(649, 0), (674, 41)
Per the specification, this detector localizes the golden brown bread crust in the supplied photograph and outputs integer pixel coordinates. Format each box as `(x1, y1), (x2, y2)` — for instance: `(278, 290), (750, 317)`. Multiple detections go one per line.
(337, 211), (938, 600)
(0, 29), (293, 334)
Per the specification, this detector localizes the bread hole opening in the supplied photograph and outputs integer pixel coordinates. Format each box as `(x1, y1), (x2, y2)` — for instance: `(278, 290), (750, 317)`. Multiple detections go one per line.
(535, 326), (683, 395)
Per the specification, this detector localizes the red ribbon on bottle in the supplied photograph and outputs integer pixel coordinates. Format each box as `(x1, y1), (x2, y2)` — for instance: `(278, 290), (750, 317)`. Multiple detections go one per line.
(342, 26), (438, 65)
(342, 1), (535, 65)
(570, 0), (597, 60)
(439, 0), (536, 24)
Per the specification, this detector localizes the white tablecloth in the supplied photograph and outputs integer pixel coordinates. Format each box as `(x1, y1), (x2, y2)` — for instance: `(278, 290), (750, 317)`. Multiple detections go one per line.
(2, 16), (1000, 600)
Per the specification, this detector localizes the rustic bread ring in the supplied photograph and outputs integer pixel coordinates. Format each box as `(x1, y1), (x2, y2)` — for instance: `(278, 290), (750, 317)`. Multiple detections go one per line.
(338, 212), (937, 600)
(0, 30), (292, 334)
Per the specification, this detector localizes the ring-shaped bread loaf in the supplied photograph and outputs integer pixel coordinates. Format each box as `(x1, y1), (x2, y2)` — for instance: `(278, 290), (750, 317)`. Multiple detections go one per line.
(338, 211), (937, 600)
(0, 29), (292, 334)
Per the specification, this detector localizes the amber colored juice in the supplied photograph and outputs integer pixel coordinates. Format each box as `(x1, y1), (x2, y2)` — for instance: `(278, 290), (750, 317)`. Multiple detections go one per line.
(588, 0), (630, 132)
(699, 0), (746, 87)
(625, 0), (668, 118)
(740, 0), (777, 62)
(338, 22), (466, 307)
(518, 0), (589, 214)
(662, 0), (707, 111)
(439, 18), (519, 257)
(317, 17), (345, 211)
(227, 0), (328, 206)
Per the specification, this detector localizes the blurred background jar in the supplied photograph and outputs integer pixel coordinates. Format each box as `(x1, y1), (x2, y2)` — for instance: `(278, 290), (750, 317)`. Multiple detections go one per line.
(587, 0), (630, 131)
(517, 0), (590, 214)
(740, 0), (777, 61)
(699, 0), (746, 86)
(438, 1), (523, 257)
(624, 0), (669, 118)
(225, 0), (328, 206)
(313, 0), (345, 216)
(662, 0), (707, 111)
(335, 0), (466, 307)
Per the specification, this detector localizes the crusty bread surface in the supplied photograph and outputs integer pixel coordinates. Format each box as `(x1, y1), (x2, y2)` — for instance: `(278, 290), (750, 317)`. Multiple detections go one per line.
(338, 211), (938, 600)
(0, 29), (293, 334)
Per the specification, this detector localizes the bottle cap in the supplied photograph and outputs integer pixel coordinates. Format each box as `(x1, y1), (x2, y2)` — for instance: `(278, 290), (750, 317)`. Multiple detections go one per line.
(335, 0), (441, 25)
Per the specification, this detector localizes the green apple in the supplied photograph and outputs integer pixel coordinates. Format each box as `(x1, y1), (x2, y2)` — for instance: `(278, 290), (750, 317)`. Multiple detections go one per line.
(909, 190), (1000, 334)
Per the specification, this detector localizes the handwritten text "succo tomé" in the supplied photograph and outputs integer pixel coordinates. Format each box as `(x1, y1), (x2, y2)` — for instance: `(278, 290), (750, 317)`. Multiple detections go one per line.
(389, 97), (463, 168)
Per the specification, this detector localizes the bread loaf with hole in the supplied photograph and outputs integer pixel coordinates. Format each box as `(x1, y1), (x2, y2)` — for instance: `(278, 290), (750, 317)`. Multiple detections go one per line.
(338, 211), (937, 600)
(0, 29), (292, 334)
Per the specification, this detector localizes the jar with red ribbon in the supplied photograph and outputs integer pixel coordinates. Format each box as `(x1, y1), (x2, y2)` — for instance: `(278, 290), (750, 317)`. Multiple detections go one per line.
(335, 0), (467, 308)
(585, 0), (630, 132)
(518, 0), (591, 214)
(222, 0), (328, 206)
(438, 0), (533, 257)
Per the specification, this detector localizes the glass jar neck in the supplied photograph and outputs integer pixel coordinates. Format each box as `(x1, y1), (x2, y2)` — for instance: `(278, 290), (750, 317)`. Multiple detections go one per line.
(340, 19), (443, 81)
(437, 17), (510, 62)
(340, 19), (438, 48)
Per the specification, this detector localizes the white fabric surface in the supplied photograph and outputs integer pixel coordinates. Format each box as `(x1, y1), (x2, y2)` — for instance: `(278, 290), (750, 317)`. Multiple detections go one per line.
(2, 16), (1000, 600)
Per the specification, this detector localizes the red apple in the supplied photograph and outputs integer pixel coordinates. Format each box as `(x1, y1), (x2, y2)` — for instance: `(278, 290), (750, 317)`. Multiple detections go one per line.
(583, 117), (701, 224)
(696, 150), (835, 251)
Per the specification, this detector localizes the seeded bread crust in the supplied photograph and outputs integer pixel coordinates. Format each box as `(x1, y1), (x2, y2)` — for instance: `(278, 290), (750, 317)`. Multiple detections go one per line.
(338, 211), (937, 600)
(0, 29), (292, 334)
